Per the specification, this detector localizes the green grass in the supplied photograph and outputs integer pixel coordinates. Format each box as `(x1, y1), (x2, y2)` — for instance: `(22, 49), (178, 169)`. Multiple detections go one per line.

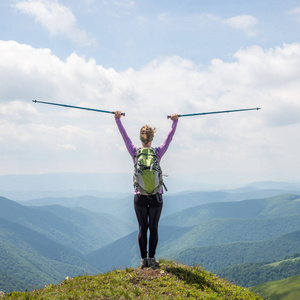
(2, 260), (262, 299)
(249, 274), (300, 300)
(267, 256), (300, 267)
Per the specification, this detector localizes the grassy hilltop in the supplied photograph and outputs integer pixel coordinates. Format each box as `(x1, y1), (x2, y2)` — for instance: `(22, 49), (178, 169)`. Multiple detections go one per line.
(2, 260), (261, 300)
(249, 274), (300, 300)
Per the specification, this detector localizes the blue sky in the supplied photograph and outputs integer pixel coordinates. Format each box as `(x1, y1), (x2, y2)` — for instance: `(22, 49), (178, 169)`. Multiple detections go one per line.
(1, 0), (300, 189)
(3, 0), (300, 70)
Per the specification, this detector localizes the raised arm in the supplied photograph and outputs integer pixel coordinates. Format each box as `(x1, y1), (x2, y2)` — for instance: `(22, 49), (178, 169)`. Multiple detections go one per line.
(114, 111), (136, 159)
(156, 114), (178, 160)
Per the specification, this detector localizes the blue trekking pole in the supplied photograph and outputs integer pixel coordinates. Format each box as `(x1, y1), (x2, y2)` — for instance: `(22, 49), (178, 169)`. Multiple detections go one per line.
(32, 100), (125, 116)
(167, 107), (261, 119)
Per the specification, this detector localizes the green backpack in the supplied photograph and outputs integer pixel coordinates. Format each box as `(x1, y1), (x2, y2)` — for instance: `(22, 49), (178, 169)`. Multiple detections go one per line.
(133, 147), (164, 195)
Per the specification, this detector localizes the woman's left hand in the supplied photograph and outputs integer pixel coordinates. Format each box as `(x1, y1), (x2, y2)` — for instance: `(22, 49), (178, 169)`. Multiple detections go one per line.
(170, 113), (179, 120)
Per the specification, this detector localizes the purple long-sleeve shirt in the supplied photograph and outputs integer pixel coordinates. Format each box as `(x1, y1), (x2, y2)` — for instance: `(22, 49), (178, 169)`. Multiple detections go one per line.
(115, 118), (178, 163)
(116, 118), (178, 194)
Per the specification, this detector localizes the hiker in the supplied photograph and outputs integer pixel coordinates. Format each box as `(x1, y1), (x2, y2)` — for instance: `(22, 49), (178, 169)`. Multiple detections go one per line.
(114, 111), (178, 268)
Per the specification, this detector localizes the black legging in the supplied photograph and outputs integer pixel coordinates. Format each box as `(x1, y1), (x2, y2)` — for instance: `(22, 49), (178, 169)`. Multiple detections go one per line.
(134, 194), (163, 259)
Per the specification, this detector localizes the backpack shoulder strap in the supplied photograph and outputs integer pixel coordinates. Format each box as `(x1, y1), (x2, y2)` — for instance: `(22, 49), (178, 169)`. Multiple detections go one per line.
(134, 147), (142, 158)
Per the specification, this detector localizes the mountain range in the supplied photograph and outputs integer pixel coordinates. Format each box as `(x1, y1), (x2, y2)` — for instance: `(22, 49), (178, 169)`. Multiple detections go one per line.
(1, 181), (300, 293)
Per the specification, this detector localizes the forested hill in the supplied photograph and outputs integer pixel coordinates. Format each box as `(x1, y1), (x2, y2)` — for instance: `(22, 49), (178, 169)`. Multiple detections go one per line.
(217, 253), (300, 287)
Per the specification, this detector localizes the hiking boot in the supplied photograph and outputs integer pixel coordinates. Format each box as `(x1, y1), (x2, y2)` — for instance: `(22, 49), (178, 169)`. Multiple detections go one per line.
(140, 258), (148, 268)
(148, 257), (159, 268)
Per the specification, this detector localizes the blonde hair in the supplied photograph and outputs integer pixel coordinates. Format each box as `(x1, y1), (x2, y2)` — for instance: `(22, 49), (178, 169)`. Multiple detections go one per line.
(140, 125), (156, 145)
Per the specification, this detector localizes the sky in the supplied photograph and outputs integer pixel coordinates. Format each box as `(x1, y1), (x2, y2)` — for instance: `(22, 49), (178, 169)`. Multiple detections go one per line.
(1, 0), (300, 189)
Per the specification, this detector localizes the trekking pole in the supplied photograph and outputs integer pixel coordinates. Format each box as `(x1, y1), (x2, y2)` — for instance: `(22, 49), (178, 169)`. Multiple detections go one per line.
(167, 107), (260, 118)
(32, 100), (125, 116)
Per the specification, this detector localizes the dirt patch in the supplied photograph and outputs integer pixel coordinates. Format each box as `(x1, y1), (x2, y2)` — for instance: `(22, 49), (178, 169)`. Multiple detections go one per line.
(127, 267), (168, 284)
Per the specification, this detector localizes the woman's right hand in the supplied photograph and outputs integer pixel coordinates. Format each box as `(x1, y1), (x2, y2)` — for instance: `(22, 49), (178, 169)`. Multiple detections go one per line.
(114, 111), (122, 119)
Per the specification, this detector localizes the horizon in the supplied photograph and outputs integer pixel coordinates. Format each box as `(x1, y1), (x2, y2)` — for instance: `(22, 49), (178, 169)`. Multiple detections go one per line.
(1, 172), (300, 201)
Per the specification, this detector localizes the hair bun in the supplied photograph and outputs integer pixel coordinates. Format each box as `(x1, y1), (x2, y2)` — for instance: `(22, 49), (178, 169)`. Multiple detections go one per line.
(140, 125), (156, 144)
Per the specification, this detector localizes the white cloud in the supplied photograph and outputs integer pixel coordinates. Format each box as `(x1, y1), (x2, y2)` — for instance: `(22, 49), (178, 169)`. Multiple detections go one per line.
(1, 40), (300, 183)
(224, 15), (258, 36)
(154, 12), (258, 37)
(13, 0), (96, 46)
(289, 7), (300, 23)
(157, 13), (170, 23)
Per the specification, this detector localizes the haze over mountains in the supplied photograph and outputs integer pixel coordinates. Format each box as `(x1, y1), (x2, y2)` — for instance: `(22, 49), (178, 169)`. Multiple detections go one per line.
(1, 174), (300, 293)
(2, 172), (300, 200)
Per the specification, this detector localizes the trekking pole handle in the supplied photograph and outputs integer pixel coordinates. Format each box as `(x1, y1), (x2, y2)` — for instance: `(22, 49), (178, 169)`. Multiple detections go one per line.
(167, 114), (181, 119)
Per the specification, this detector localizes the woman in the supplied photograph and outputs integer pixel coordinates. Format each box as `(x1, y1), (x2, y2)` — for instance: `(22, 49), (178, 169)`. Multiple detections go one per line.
(114, 111), (178, 268)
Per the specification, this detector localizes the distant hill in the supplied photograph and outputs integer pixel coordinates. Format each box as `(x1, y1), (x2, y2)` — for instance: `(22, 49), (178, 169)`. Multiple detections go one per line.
(2, 260), (262, 300)
(34, 205), (135, 250)
(0, 217), (95, 268)
(18, 189), (299, 221)
(159, 215), (300, 255)
(162, 189), (300, 216)
(0, 196), (134, 254)
(173, 231), (300, 270)
(0, 196), (134, 292)
(217, 254), (300, 287)
(249, 274), (300, 300)
(20, 195), (138, 226)
(0, 231), (98, 293)
(161, 194), (300, 227)
(246, 181), (300, 191)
